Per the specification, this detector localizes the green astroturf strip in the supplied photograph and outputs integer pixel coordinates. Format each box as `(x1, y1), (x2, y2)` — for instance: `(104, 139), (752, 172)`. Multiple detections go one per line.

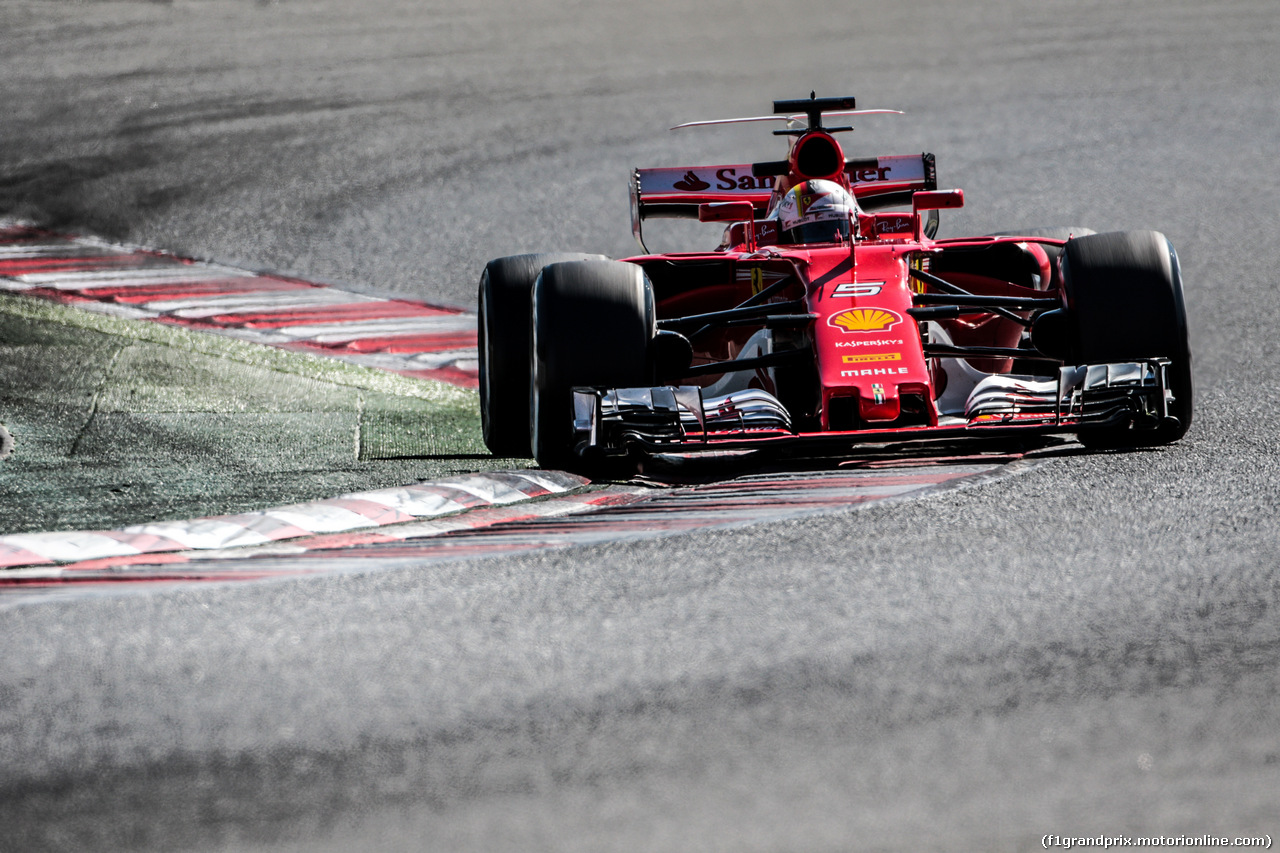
(0, 294), (524, 535)
(0, 292), (474, 405)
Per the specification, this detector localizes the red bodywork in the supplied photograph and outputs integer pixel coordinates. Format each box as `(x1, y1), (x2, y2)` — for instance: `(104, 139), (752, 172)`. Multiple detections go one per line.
(619, 129), (1069, 450)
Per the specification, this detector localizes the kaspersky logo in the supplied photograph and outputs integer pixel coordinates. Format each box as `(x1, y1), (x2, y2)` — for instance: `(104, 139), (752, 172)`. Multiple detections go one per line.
(828, 308), (903, 334)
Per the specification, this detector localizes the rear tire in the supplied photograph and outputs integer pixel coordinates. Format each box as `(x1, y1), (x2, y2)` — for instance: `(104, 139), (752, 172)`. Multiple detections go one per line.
(530, 260), (655, 474)
(987, 227), (1096, 290)
(1061, 230), (1193, 448)
(478, 252), (605, 456)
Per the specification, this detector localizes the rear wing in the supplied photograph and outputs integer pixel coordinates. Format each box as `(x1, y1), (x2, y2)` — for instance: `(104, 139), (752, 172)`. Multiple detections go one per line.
(630, 153), (937, 251)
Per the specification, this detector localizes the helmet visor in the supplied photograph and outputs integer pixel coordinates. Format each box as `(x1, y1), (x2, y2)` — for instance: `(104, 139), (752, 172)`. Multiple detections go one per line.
(780, 217), (851, 245)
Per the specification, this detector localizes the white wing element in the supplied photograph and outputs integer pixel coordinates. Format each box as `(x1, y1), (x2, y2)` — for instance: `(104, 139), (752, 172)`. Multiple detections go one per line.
(670, 109), (904, 130)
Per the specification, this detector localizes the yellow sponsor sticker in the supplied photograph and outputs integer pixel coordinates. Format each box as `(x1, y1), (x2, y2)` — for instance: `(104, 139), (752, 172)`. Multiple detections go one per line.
(909, 254), (929, 294)
(828, 308), (902, 333)
(842, 352), (902, 364)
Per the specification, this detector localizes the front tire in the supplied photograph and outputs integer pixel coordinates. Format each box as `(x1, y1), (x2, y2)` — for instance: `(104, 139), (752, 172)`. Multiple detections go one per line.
(530, 260), (655, 474)
(478, 252), (605, 456)
(1061, 230), (1193, 448)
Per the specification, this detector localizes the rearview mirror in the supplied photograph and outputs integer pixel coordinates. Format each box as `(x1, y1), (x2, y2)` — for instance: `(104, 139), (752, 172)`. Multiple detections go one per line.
(912, 190), (963, 240)
(699, 202), (757, 250)
(698, 202), (756, 222)
(912, 189), (965, 212)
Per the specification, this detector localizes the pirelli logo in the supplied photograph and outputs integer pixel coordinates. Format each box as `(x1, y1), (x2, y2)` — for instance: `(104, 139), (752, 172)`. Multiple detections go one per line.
(842, 353), (902, 365)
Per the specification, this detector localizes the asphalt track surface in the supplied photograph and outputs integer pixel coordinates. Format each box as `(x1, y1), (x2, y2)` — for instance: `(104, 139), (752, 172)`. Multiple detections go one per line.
(2, 1), (1280, 850)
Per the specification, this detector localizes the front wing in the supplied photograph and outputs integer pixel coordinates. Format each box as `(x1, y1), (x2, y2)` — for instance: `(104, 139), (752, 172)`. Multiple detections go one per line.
(569, 360), (1178, 458)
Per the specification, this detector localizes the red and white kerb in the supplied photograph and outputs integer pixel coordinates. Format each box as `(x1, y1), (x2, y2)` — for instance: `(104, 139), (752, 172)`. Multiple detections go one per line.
(0, 222), (479, 388)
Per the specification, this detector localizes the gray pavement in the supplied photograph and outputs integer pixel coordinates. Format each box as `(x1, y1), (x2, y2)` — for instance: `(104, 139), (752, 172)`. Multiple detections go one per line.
(1, 0), (1279, 850)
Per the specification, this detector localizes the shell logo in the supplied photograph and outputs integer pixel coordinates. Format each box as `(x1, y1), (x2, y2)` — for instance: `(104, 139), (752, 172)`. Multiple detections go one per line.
(828, 308), (902, 333)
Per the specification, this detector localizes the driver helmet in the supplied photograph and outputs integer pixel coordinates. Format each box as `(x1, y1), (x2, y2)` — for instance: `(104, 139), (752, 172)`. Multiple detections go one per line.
(774, 179), (860, 244)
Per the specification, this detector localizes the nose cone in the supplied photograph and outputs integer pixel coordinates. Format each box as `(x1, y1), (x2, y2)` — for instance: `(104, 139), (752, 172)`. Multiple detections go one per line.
(859, 383), (901, 422)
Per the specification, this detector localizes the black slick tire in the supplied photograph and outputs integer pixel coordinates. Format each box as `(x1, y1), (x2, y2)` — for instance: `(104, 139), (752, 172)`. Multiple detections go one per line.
(530, 260), (655, 474)
(478, 252), (605, 457)
(987, 227), (1096, 290)
(1061, 230), (1193, 448)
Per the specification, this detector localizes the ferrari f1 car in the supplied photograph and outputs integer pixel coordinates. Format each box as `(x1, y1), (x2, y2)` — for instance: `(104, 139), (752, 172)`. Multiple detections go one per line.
(478, 95), (1192, 474)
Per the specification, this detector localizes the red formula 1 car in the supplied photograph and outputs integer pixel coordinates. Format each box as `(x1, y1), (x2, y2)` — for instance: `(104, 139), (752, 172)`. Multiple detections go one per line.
(478, 95), (1192, 475)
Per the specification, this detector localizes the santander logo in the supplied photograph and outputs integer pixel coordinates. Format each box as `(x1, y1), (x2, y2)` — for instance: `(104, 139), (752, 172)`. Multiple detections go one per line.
(672, 171), (710, 192)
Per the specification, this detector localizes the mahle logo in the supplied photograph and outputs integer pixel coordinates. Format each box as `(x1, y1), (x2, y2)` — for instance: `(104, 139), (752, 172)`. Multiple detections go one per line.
(828, 308), (902, 334)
